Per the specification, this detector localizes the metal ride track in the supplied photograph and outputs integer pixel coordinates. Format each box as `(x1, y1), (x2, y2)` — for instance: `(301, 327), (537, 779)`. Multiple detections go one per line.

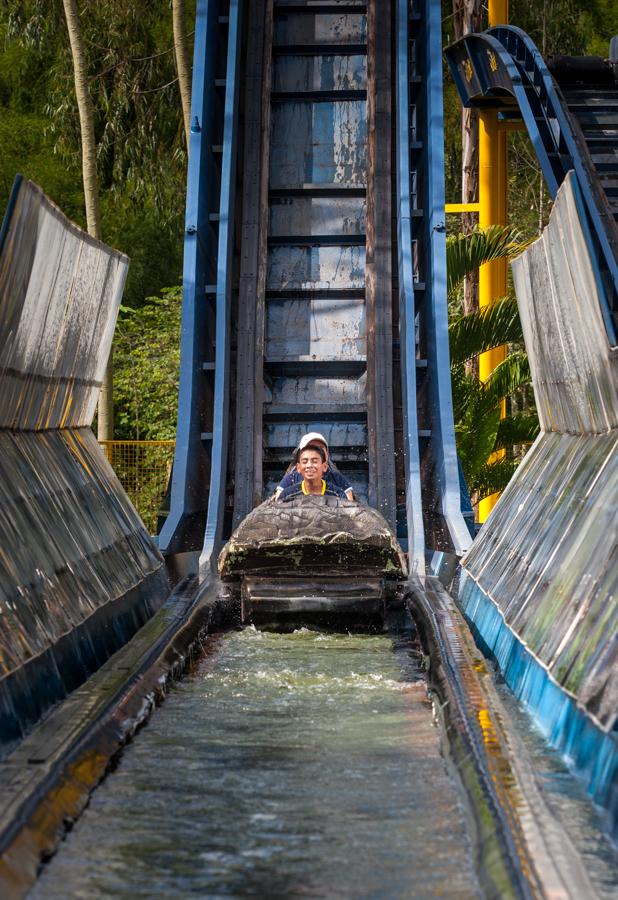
(158, 0), (471, 575)
(446, 25), (618, 345)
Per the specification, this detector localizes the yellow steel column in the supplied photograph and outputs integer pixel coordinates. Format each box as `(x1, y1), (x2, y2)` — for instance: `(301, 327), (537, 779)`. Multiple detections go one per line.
(478, 0), (509, 522)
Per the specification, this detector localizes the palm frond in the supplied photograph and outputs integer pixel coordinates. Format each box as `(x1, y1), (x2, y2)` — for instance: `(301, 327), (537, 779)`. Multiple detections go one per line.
(494, 413), (540, 452)
(448, 296), (523, 364)
(446, 225), (530, 299)
(470, 458), (520, 501)
(450, 364), (480, 417)
(457, 404), (502, 483)
(481, 350), (531, 406)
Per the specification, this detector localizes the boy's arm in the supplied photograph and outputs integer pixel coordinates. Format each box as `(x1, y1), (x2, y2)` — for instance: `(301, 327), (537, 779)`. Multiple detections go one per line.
(328, 466), (354, 499)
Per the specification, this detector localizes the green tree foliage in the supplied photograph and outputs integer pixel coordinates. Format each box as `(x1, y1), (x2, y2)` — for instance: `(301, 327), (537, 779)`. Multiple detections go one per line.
(0, 0), (192, 308)
(447, 227), (540, 502)
(113, 285), (182, 440)
(0, 9), (83, 216)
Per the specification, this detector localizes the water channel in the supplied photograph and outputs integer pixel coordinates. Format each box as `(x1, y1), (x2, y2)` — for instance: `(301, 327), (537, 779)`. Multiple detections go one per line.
(31, 622), (618, 899)
(32, 624), (482, 898)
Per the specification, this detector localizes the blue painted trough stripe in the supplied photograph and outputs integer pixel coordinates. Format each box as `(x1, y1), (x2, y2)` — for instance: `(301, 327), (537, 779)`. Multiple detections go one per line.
(458, 569), (618, 837)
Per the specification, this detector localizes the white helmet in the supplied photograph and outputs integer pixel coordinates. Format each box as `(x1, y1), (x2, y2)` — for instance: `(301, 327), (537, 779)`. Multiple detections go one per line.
(298, 432), (329, 451)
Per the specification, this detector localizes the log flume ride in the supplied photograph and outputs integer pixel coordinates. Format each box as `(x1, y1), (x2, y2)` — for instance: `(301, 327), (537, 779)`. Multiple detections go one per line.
(0, 2), (616, 897)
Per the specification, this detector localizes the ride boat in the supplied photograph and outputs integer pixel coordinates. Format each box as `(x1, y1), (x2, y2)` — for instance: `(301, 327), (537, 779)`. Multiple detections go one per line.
(218, 496), (407, 629)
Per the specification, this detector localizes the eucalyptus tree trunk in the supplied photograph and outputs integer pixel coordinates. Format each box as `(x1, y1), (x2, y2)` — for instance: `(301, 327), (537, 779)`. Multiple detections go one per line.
(62, 0), (113, 442)
(453, 0), (482, 319)
(173, 0), (192, 148)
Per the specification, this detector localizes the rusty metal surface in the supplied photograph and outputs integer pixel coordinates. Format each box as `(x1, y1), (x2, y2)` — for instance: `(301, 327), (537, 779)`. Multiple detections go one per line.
(462, 173), (618, 731)
(0, 179), (128, 431)
(265, 0), (369, 515)
(269, 372), (366, 404)
(264, 421), (367, 451)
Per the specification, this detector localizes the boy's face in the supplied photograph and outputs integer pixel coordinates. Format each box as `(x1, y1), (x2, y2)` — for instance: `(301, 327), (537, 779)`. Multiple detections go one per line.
(296, 449), (328, 482)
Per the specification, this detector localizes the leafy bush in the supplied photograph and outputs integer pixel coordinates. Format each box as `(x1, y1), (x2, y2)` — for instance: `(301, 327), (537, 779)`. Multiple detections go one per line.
(113, 285), (181, 440)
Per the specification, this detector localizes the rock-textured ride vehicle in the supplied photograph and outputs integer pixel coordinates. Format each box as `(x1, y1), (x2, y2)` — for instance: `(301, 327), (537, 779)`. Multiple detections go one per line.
(218, 496), (407, 629)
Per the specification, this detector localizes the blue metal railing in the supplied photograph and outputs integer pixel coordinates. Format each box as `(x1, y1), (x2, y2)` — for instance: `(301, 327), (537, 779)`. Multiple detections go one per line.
(159, 0), (242, 561)
(396, 0), (472, 574)
(395, 0), (424, 573)
(200, 0), (242, 573)
(419, 1), (473, 558)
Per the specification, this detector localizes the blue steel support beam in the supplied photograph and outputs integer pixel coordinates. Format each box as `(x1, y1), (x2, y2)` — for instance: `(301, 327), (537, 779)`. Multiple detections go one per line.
(395, 0), (425, 575)
(200, 0), (242, 574)
(421, 0), (472, 556)
(159, 0), (223, 555)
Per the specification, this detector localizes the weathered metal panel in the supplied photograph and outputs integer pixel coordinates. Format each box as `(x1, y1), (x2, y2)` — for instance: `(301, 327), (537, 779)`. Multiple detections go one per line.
(260, 3), (372, 512)
(0, 179), (169, 749)
(270, 373), (366, 405)
(0, 179), (127, 430)
(463, 431), (617, 726)
(269, 101), (367, 187)
(461, 174), (618, 736)
(267, 245), (365, 290)
(512, 173), (618, 434)
(0, 428), (163, 681)
(270, 196), (366, 236)
(274, 54), (367, 92)
(273, 12), (367, 46)
(265, 296), (366, 359)
(264, 421), (367, 449)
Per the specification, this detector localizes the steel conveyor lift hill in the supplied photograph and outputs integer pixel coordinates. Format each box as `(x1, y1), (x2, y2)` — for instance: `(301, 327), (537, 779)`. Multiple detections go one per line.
(159, 0), (471, 577)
